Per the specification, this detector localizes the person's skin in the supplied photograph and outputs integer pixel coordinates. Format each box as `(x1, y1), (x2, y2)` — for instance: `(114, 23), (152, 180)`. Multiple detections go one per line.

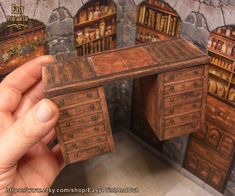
(0, 56), (64, 195)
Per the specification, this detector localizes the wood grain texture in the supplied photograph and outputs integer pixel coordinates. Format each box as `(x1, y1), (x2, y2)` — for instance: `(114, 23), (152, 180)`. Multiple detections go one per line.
(43, 38), (209, 164)
(43, 38), (209, 98)
(184, 94), (235, 193)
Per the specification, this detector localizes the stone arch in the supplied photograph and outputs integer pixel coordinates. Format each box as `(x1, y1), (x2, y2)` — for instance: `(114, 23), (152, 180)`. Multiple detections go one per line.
(134, 0), (201, 21)
(181, 12), (210, 49)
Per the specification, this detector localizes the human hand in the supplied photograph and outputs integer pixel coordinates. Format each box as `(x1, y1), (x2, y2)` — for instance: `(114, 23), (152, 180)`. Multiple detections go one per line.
(0, 56), (64, 195)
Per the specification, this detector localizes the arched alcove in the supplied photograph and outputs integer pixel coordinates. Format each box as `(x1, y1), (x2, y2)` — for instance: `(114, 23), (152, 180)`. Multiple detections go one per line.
(0, 19), (47, 76)
(73, 0), (117, 56)
(131, 0), (183, 153)
(136, 0), (182, 44)
(207, 25), (235, 103)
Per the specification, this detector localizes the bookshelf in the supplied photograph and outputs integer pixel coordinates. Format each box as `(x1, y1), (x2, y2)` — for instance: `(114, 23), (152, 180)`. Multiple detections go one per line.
(132, 1), (182, 150)
(136, 0), (181, 44)
(207, 26), (235, 103)
(0, 20), (47, 76)
(74, 0), (117, 56)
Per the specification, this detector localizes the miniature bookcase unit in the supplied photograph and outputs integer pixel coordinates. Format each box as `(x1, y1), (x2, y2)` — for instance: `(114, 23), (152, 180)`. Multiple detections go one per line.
(0, 20), (47, 77)
(74, 0), (117, 56)
(42, 38), (209, 165)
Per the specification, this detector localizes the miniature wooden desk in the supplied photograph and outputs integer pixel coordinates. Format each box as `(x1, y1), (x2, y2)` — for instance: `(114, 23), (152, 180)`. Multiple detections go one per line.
(43, 38), (210, 164)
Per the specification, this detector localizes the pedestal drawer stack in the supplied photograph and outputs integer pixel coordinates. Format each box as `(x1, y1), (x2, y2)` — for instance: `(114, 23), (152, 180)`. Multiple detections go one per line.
(51, 87), (114, 164)
(184, 95), (235, 192)
(141, 65), (208, 140)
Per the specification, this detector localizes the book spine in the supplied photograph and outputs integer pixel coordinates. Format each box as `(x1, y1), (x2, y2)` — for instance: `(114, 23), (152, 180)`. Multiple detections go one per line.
(166, 14), (171, 34)
(160, 15), (165, 32)
(163, 15), (168, 33)
(171, 17), (177, 37)
(156, 12), (161, 31)
(138, 6), (143, 24)
(141, 6), (146, 24)
(175, 20), (181, 37)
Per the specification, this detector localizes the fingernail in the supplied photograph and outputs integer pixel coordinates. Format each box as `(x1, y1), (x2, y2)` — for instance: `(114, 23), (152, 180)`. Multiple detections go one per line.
(36, 100), (53, 123)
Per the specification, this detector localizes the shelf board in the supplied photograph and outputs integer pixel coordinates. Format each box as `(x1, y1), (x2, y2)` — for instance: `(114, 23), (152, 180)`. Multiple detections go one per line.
(0, 25), (45, 42)
(210, 62), (234, 73)
(136, 23), (174, 39)
(207, 49), (235, 62)
(209, 72), (230, 83)
(142, 2), (178, 18)
(209, 92), (235, 107)
(75, 33), (116, 47)
(135, 39), (149, 44)
(74, 13), (116, 29)
(211, 31), (235, 43)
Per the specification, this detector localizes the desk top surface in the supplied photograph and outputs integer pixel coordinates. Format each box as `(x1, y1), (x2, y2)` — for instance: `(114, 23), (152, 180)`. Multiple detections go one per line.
(43, 38), (209, 97)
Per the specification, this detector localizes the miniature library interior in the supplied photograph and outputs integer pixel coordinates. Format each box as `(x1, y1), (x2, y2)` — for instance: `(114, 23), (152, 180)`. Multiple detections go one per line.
(0, 0), (234, 195)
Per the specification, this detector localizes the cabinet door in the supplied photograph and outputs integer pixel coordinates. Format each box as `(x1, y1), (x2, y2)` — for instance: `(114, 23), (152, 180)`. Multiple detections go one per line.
(197, 161), (210, 180)
(206, 128), (221, 149)
(209, 169), (225, 190)
(185, 152), (199, 173)
(220, 135), (234, 157)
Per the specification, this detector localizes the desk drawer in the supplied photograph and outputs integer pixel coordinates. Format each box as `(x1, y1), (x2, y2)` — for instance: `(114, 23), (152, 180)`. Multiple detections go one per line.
(53, 89), (99, 108)
(164, 66), (204, 83)
(164, 111), (201, 128)
(65, 134), (108, 152)
(59, 112), (104, 131)
(164, 90), (203, 107)
(62, 124), (106, 141)
(68, 144), (111, 163)
(164, 101), (202, 116)
(164, 78), (204, 95)
(59, 101), (102, 120)
(164, 121), (200, 139)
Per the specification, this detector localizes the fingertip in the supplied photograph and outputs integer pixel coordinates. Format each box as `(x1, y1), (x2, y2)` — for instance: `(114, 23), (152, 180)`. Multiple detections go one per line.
(34, 55), (55, 64)
(35, 99), (59, 123)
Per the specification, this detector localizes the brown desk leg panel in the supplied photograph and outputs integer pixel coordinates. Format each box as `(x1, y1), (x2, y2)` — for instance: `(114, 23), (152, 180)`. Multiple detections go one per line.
(51, 87), (115, 164)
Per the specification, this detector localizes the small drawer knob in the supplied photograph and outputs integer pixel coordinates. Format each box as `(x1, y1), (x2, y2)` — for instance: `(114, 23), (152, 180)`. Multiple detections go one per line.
(90, 104), (95, 110)
(62, 111), (68, 116)
(79, 120), (85, 123)
(194, 70), (199, 75)
(75, 108), (82, 113)
(170, 129), (175, 134)
(170, 86), (175, 91)
(170, 97), (174, 102)
(192, 113), (197, 119)
(192, 123), (197, 128)
(73, 96), (78, 101)
(59, 99), (65, 105)
(87, 93), (93, 98)
(169, 74), (175, 80)
(68, 133), (74, 138)
(92, 116), (97, 121)
(97, 136), (104, 142)
(72, 143), (77, 148)
(169, 108), (174, 114)
(74, 153), (79, 157)
(194, 81), (199, 87)
(66, 122), (71, 127)
(170, 119), (175, 124)
(95, 126), (100, 131)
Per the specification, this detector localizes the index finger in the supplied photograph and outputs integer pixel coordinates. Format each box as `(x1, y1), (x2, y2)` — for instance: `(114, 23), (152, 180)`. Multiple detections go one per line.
(0, 56), (54, 112)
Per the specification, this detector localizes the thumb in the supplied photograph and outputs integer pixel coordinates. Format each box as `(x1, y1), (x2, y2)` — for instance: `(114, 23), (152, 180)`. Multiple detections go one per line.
(0, 99), (59, 168)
